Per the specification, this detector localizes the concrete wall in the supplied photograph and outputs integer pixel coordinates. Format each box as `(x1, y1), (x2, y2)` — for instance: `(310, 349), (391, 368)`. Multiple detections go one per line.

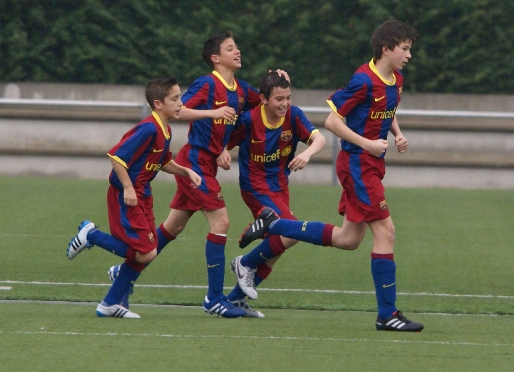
(1, 83), (514, 189)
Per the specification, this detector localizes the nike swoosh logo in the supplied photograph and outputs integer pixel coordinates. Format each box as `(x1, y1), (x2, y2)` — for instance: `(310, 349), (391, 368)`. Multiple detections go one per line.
(382, 282), (396, 288)
(375, 96), (386, 102)
(207, 264), (219, 268)
(236, 264), (245, 280)
(215, 100), (227, 105)
(259, 253), (269, 260)
(152, 149), (163, 153)
(251, 139), (264, 143)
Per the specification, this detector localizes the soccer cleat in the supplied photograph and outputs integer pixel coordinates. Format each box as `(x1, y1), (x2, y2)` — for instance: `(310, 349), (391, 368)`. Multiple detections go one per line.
(108, 265), (131, 309)
(239, 206), (280, 248)
(375, 311), (424, 332)
(230, 255), (258, 300)
(203, 296), (246, 318)
(231, 299), (265, 318)
(96, 303), (140, 319)
(67, 220), (97, 259)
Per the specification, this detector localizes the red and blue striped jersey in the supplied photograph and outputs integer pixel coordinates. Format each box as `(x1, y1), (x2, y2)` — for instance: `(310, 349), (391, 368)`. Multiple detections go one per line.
(182, 71), (260, 155)
(108, 112), (173, 198)
(327, 59), (403, 158)
(228, 104), (319, 192)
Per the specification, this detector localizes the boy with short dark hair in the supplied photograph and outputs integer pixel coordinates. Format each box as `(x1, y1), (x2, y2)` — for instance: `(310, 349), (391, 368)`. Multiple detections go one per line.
(238, 20), (424, 331)
(67, 77), (201, 318)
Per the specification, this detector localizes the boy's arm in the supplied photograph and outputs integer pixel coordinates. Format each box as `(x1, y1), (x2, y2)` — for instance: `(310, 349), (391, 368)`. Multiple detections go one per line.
(178, 106), (236, 123)
(109, 157), (137, 206)
(325, 111), (388, 158)
(288, 132), (326, 172)
(389, 115), (408, 153)
(161, 160), (202, 188)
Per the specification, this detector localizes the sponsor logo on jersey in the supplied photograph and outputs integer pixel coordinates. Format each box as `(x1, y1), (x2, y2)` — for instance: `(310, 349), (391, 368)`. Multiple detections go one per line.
(213, 114), (238, 126)
(145, 162), (162, 171)
(370, 107), (397, 120)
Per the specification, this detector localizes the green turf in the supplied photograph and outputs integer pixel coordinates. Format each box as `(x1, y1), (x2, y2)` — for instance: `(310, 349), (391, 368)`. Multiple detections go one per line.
(0, 176), (513, 371)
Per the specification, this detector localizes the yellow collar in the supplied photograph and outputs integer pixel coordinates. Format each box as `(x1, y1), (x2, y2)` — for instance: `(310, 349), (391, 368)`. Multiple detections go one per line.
(369, 59), (396, 86)
(212, 71), (237, 91)
(152, 111), (170, 140)
(261, 104), (284, 129)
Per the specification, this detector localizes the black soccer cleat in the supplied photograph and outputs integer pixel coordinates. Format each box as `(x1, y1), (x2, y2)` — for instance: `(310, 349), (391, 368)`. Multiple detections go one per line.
(239, 206), (280, 248)
(376, 311), (424, 332)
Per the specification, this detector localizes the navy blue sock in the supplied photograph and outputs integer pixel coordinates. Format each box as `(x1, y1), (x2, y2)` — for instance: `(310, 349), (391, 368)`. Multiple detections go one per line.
(102, 262), (140, 306)
(241, 238), (275, 269)
(156, 225), (174, 254)
(88, 229), (128, 258)
(371, 257), (397, 320)
(268, 220), (327, 246)
(205, 234), (226, 301)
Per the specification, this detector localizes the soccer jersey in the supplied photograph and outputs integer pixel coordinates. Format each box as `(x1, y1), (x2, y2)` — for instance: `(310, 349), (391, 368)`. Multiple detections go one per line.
(108, 112), (172, 198)
(181, 71), (260, 155)
(228, 104), (318, 192)
(327, 59), (403, 158)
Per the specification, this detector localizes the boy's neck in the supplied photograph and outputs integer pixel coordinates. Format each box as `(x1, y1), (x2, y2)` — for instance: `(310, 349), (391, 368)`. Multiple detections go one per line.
(214, 65), (236, 86)
(374, 58), (394, 82)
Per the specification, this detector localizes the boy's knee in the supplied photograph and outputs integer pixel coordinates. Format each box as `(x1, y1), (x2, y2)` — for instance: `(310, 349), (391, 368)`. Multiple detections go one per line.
(135, 248), (157, 264)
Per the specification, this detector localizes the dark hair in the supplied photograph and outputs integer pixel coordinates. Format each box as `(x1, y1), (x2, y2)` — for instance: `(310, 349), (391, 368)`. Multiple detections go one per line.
(259, 71), (291, 99)
(145, 77), (179, 109)
(371, 20), (418, 60)
(202, 30), (234, 68)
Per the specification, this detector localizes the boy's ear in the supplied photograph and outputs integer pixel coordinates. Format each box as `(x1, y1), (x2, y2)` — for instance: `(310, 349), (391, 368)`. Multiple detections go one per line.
(259, 94), (268, 105)
(211, 54), (220, 65)
(153, 99), (163, 110)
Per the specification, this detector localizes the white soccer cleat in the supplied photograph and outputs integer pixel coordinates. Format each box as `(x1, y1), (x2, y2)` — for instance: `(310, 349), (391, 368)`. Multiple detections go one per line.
(67, 220), (96, 260)
(230, 255), (258, 300)
(95, 303), (140, 319)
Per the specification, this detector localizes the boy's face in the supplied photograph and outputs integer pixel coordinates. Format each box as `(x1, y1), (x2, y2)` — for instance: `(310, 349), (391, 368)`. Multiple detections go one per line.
(261, 86), (292, 118)
(156, 84), (182, 120)
(213, 38), (241, 71)
(386, 39), (413, 71)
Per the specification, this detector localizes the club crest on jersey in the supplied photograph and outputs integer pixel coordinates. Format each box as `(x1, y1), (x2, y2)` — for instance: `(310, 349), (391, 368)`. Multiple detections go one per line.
(148, 232), (155, 242)
(380, 200), (388, 210)
(217, 192), (224, 201)
(280, 130), (292, 141)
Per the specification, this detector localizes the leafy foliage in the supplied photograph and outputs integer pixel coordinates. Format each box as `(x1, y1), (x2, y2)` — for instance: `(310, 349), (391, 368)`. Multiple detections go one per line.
(1, 0), (513, 92)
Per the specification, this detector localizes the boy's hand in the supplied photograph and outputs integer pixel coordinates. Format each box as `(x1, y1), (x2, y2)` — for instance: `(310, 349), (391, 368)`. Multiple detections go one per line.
(213, 107), (236, 123)
(216, 148), (232, 170)
(188, 170), (202, 189)
(364, 139), (388, 157)
(123, 185), (138, 206)
(395, 135), (408, 153)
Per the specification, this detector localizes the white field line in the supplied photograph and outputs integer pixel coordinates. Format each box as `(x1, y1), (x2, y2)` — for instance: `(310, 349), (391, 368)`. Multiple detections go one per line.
(0, 329), (513, 348)
(0, 286), (11, 290)
(1, 280), (513, 300)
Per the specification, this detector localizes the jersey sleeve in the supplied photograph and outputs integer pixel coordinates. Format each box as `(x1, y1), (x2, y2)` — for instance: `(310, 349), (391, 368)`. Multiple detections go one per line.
(291, 106), (319, 144)
(181, 76), (211, 109)
(327, 74), (368, 118)
(108, 123), (155, 168)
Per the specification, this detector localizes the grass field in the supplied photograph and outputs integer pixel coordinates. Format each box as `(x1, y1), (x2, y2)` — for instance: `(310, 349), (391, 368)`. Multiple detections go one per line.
(1, 176), (513, 371)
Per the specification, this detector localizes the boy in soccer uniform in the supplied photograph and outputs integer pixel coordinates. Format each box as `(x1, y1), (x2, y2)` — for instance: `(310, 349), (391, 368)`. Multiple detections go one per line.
(226, 71), (326, 317)
(66, 78), (202, 318)
(238, 20), (424, 331)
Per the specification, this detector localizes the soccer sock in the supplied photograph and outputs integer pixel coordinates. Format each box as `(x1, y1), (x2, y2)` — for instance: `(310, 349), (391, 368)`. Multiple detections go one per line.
(88, 229), (128, 257)
(226, 263), (272, 301)
(371, 253), (397, 320)
(102, 261), (141, 306)
(156, 223), (176, 254)
(268, 220), (335, 246)
(241, 238), (275, 269)
(205, 233), (226, 301)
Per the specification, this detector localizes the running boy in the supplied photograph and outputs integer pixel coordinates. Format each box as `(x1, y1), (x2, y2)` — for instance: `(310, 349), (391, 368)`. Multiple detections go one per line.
(226, 71), (326, 318)
(238, 20), (424, 331)
(66, 77), (202, 318)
